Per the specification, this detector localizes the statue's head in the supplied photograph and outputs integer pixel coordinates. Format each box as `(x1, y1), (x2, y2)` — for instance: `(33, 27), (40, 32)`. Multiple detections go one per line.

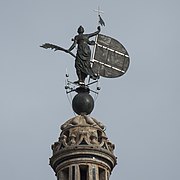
(77, 26), (84, 34)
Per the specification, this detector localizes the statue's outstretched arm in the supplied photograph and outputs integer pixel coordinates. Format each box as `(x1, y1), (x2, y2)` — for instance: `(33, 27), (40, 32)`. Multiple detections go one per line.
(88, 26), (101, 38)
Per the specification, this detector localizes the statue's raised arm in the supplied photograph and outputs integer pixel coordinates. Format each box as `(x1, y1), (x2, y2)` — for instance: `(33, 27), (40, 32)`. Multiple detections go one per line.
(87, 26), (101, 38)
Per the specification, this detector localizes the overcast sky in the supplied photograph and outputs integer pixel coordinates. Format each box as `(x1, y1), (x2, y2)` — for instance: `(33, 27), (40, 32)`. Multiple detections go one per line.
(1, 0), (180, 180)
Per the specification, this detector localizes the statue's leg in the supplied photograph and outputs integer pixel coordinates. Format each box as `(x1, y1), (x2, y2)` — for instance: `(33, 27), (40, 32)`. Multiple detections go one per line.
(81, 72), (87, 83)
(76, 69), (83, 83)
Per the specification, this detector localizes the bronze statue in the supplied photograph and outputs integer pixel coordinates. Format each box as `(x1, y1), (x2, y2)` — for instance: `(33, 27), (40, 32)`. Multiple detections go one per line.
(67, 26), (100, 84)
(41, 26), (101, 85)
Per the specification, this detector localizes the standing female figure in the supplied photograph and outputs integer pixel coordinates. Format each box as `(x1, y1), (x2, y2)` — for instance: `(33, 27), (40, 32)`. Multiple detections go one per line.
(68, 26), (101, 84)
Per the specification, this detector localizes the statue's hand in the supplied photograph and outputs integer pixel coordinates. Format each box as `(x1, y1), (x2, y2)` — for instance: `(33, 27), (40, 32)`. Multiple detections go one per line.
(97, 26), (101, 31)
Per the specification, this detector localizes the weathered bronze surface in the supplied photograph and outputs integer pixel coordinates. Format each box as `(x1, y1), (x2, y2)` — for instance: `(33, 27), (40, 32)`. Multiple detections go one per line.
(92, 34), (130, 78)
(72, 91), (94, 115)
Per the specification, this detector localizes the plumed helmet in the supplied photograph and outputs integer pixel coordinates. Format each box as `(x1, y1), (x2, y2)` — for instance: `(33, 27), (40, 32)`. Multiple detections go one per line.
(77, 26), (84, 34)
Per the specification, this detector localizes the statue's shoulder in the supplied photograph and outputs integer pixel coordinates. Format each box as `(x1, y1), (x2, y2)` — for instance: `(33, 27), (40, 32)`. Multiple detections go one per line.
(74, 35), (79, 39)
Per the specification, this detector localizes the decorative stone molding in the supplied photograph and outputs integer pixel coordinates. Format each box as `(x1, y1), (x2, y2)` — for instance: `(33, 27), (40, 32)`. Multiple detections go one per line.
(50, 115), (117, 180)
(51, 115), (115, 155)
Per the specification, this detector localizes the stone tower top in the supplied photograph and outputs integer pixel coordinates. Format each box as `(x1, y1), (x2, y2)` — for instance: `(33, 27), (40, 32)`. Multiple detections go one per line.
(50, 115), (117, 180)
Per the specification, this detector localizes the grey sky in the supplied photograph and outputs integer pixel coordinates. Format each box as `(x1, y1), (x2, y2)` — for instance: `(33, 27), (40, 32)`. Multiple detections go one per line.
(0, 0), (180, 180)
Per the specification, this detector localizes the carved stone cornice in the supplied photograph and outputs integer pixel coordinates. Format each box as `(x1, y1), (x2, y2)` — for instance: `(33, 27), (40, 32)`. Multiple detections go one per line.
(50, 115), (117, 175)
(51, 115), (115, 154)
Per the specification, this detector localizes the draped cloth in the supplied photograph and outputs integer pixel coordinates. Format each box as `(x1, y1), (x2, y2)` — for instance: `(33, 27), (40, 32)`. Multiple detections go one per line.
(69, 27), (100, 83)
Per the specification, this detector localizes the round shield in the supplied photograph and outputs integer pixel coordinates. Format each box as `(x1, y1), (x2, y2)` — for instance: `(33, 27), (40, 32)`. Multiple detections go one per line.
(91, 34), (130, 78)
